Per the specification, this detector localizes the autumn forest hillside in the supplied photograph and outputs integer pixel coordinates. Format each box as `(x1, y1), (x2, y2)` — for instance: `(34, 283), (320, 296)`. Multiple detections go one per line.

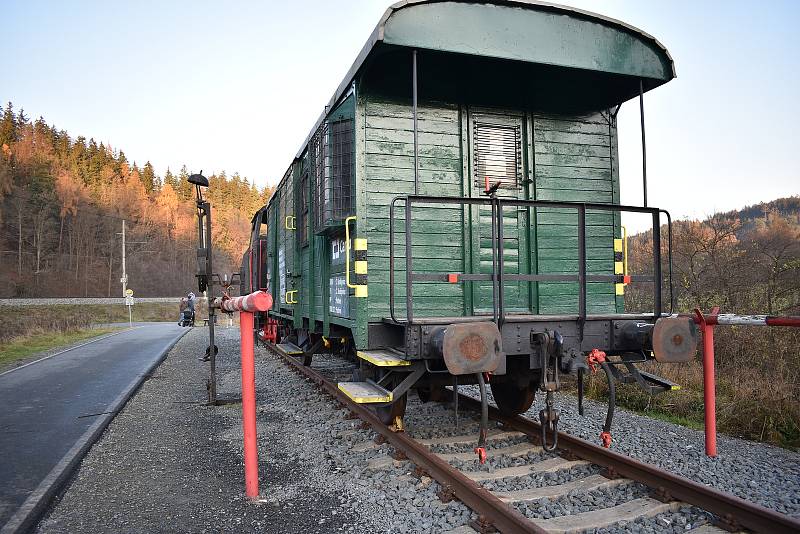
(0, 103), (274, 298)
(621, 196), (800, 446)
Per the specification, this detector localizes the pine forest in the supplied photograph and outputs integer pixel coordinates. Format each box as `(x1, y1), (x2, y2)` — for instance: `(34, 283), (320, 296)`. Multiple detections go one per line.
(0, 102), (273, 298)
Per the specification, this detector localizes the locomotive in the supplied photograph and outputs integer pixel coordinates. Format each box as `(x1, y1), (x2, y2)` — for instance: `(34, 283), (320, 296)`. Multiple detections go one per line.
(241, 0), (697, 450)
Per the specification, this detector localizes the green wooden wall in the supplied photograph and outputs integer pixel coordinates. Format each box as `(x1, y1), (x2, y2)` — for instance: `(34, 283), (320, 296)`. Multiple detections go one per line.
(362, 98), (466, 321)
(532, 112), (619, 314)
(360, 97), (621, 324)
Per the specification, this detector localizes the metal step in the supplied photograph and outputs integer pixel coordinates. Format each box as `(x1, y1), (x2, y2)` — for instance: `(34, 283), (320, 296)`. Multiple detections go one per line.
(275, 341), (303, 355)
(338, 381), (393, 403)
(356, 349), (410, 367)
(640, 370), (681, 391)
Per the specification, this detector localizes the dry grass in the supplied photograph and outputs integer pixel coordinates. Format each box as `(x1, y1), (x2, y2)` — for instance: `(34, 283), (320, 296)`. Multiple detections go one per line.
(579, 331), (800, 449)
(0, 327), (121, 369)
(0, 303), (182, 344)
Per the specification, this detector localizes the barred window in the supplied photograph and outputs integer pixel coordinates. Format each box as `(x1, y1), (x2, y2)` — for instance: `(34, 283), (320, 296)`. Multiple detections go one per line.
(297, 171), (309, 245)
(473, 122), (521, 189)
(313, 119), (354, 231)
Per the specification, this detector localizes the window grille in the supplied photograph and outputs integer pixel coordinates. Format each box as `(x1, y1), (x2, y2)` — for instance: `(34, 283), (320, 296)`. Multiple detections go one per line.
(473, 122), (521, 189)
(297, 171), (309, 245)
(312, 118), (354, 231)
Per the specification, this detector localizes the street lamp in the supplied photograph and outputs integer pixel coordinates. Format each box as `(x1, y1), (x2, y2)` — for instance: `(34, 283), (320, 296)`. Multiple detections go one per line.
(189, 171), (219, 404)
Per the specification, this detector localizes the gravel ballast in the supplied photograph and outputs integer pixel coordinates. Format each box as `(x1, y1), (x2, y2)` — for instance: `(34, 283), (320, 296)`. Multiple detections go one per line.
(461, 384), (800, 519)
(36, 327), (800, 533)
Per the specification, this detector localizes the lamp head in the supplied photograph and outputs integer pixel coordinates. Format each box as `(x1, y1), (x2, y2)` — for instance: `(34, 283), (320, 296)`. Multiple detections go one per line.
(188, 172), (209, 187)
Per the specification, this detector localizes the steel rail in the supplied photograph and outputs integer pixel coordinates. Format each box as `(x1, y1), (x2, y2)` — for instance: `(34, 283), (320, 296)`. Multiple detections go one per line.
(458, 395), (800, 534)
(267, 345), (543, 534)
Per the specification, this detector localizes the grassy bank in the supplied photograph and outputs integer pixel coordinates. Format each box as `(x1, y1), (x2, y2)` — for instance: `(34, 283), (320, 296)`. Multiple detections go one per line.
(0, 327), (122, 369)
(0, 302), (187, 345)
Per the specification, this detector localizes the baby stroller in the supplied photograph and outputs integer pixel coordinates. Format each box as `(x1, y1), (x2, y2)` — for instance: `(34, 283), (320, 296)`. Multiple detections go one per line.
(179, 308), (195, 327)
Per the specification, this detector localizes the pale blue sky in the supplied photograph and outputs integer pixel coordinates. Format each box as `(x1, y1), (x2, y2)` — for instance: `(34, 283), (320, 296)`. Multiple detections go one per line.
(2, 1), (798, 231)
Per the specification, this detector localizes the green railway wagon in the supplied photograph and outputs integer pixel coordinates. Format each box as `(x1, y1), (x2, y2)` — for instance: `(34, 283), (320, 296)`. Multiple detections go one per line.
(247, 0), (697, 448)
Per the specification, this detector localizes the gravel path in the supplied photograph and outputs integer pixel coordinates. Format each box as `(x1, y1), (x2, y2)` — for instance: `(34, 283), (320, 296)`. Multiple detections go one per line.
(36, 328), (377, 533)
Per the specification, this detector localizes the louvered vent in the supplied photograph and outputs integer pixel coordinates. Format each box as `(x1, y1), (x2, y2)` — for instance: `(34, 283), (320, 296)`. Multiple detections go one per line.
(473, 122), (521, 189)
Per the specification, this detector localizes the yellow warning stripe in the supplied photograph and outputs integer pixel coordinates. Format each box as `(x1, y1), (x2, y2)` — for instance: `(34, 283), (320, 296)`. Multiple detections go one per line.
(356, 351), (411, 367)
(337, 383), (392, 403)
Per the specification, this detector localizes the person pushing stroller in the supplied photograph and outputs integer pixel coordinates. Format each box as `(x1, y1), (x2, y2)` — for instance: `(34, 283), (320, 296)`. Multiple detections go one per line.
(178, 292), (196, 327)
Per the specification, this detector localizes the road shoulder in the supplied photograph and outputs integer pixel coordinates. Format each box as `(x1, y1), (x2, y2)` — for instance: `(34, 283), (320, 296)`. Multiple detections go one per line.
(1, 326), (187, 534)
(0, 328), (128, 376)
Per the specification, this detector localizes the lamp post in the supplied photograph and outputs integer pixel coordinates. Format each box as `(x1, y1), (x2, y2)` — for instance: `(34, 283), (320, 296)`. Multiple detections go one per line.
(188, 171), (219, 405)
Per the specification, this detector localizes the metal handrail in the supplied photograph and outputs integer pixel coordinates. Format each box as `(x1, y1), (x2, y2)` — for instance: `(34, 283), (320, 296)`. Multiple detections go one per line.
(389, 195), (673, 326)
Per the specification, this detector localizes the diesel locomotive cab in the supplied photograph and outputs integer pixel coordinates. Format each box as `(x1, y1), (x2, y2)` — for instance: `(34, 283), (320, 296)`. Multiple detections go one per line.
(251, 0), (690, 452)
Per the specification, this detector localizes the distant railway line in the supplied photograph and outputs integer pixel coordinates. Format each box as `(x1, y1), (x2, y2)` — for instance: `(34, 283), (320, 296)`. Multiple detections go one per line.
(0, 298), (185, 306)
(269, 343), (800, 534)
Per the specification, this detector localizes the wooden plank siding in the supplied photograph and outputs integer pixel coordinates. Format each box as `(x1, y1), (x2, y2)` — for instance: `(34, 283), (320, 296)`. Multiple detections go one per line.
(360, 98), (620, 323)
(533, 113), (618, 314)
(359, 97), (619, 321)
(363, 99), (465, 320)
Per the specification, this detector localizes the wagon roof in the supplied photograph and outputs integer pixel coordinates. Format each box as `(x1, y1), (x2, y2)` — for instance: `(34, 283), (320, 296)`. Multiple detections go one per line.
(296, 0), (675, 158)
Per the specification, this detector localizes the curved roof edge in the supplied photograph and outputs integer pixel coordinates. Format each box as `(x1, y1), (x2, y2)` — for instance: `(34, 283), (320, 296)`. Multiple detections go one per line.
(296, 0), (675, 158)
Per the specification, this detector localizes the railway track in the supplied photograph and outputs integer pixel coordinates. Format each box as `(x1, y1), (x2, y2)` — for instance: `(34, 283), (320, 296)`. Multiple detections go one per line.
(266, 344), (800, 534)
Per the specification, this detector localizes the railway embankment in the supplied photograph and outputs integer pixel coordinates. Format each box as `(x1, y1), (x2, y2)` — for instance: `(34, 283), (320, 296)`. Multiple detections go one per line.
(36, 328), (800, 533)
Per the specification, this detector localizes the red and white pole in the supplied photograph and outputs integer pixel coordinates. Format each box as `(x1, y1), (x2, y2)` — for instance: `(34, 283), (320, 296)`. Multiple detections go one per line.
(213, 290), (273, 499)
(693, 307), (719, 457)
(689, 309), (800, 457)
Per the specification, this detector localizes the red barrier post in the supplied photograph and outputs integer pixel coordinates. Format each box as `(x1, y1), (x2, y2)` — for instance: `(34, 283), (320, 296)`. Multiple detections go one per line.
(686, 309), (800, 457)
(240, 310), (258, 498)
(213, 290), (273, 499)
(694, 307), (719, 457)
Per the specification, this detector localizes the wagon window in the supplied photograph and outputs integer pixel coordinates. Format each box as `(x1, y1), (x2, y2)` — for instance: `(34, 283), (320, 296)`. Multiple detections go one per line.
(313, 118), (354, 231)
(297, 171), (309, 246)
(473, 122), (521, 189)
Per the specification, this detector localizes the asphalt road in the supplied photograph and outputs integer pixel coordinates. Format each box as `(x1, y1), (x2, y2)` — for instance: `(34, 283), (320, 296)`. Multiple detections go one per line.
(0, 323), (188, 530)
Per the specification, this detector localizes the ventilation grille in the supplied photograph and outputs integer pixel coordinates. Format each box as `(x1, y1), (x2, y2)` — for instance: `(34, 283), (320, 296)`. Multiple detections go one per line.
(473, 122), (521, 189)
(297, 171), (308, 245)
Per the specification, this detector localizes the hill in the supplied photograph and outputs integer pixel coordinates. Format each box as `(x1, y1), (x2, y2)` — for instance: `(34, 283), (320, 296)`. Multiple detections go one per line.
(0, 102), (273, 298)
(618, 196), (800, 447)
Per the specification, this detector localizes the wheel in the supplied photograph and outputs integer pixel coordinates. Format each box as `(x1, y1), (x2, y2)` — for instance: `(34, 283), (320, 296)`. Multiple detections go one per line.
(376, 393), (407, 425)
(490, 380), (536, 416)
(416, 384), (449, 403)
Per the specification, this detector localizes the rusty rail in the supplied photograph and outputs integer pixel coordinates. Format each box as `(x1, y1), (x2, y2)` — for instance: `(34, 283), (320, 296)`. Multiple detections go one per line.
(267, 344), (543, 534)
(458, 395), (800, 534)
(265, 341), (800, 534)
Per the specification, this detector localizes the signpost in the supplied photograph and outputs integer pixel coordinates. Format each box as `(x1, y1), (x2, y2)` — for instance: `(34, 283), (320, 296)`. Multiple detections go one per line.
(125, 289), (134, 328)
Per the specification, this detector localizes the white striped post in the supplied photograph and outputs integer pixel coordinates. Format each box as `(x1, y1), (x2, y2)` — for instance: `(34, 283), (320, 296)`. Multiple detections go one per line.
(690, 309), (800, 457)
